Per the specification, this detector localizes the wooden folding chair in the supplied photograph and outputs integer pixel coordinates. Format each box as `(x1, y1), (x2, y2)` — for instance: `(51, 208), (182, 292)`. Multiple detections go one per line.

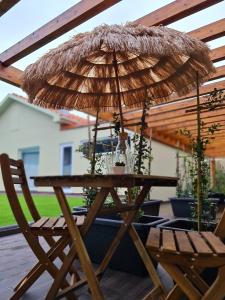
(146, 225), (225, 300)
(0, 153), (84, 300)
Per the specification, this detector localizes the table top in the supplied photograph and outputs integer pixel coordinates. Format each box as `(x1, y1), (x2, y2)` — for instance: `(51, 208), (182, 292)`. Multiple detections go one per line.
(32, 174), (178, 188)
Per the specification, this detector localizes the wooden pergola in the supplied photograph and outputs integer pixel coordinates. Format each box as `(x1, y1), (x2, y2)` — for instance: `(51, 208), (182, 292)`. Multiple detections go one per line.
(0, 0), (225, 157)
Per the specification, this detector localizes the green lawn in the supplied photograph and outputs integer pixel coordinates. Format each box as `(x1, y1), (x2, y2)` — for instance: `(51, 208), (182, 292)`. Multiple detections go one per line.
(0, 194), (84, 227)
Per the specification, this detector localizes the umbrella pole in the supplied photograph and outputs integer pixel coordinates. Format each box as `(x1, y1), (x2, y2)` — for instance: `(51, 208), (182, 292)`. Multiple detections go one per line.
(196, 71), (202, 232)
(112, 50), (124, 133)
(137, 100), (148, 174)
(91, 102), (100, 174)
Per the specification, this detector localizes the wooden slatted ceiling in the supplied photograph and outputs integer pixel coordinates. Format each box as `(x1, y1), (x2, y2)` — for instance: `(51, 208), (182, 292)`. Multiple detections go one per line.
(0, 0), (20, 17)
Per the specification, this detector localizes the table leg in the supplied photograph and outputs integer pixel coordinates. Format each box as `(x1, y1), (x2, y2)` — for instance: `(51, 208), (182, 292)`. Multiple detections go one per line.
(46, 186), (110, 300)
(97, 185), (150, 273)
(110, 187), (167, 300)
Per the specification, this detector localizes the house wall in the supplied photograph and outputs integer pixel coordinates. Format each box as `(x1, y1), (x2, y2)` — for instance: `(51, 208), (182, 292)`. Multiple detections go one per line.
(0, 97), (177, 200)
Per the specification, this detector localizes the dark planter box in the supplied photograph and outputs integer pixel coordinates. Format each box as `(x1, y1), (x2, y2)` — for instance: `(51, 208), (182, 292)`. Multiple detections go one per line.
(157, 218), (217, 232)
(141, 200), (161, 216)
(73, 199), (161, 217)
(208, 192), (225, 204)
(169, 197), (219, 218)
(84, 215), (167, 276)
(0, 224), (21, 237)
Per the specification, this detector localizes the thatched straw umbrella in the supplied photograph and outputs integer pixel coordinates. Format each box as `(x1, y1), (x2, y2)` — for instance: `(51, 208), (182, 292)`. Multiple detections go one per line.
(23, 23), (214, 115)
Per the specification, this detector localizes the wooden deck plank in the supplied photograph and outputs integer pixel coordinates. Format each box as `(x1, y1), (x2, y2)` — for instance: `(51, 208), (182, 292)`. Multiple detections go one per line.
(0, 233), (174, 299)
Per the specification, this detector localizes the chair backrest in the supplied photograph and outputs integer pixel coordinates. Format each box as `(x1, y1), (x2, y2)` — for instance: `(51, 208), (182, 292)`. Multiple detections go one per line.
(0, 153), (41, 232)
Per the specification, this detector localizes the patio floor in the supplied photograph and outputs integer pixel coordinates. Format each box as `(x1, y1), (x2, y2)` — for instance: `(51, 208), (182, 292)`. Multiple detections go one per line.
(0, 233), (173, 299)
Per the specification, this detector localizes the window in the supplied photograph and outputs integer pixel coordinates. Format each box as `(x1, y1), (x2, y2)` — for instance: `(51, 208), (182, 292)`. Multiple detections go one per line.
(19, 147), (39, 190)
(60, 144), (73, 175)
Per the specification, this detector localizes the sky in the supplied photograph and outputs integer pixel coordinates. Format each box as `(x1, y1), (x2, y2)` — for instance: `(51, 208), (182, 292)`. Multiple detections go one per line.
(0, 0), (224, 116)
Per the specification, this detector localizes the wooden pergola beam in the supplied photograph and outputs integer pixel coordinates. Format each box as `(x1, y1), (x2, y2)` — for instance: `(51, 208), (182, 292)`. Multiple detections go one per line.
(134, 0), (222, 26)
(0, 0), (121, 66)
(125, 79), (225, 124)
(210, 45), (225, 63)
(0, 63), (22, 87)
(168, 79), (225, 102)
(208, 65), (225, 81)
(147, 107), (225, 128)
(156, 118), (225, 132)
(0, 0), (20, 17)
(149, 129), (190, 152)
(189, 18), (225, 42)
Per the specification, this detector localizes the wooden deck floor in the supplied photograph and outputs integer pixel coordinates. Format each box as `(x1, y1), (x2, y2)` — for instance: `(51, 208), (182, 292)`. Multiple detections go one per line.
(0, 233), (173, 299)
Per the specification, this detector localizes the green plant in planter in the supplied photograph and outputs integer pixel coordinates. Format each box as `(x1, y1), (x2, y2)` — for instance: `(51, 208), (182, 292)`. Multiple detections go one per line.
(176, 152), (193, 198)
(83, 152), (104, 208)
(132, 133), (153, 175)
(178, 88), (223, 231)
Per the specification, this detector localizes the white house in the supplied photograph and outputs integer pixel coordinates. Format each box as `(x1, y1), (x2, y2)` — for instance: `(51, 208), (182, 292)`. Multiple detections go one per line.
(0, 93), (178, 200)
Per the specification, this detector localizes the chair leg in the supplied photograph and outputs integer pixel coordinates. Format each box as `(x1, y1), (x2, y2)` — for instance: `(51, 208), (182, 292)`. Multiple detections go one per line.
(162, 263), (202, 300)
(11, 236), (76, 300)
(166, 285), (183, 300)
(22, 233), (76, 300)
(202, 266), (225, 300)
(45, 246), (78, 300)
(44, 235), (80, 279)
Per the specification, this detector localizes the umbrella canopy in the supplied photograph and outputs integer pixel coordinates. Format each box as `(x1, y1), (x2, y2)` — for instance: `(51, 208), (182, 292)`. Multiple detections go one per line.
(22, 23), (214, 111)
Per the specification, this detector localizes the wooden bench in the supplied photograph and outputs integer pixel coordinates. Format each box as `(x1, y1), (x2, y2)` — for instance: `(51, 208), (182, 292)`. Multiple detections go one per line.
(146, 228), (225, 300)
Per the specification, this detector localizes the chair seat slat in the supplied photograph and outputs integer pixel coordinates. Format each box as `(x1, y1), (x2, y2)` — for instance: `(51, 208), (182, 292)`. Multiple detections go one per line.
(31, 217), (49, 229)
(42, 217), (58, 229)
(201, 232), (225, 255)
(188, 232), (213, 255)
(162, 230), (177, 253)
(54, 217), (66, 229)
(76, 215), (85, 226)
(175, 231), (194, 254)
(146, 227), (161, 250)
